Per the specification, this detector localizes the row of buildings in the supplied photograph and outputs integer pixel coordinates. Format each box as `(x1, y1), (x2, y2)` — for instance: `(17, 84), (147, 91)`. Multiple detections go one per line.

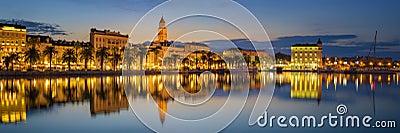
(1, 17), (275, 71)
(0, 23), (128, 71)
(125, 17), (274, 71)
(277, 38), (399, 71)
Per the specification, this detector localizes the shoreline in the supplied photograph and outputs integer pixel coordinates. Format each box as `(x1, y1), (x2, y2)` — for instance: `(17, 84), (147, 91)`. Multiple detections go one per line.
(0, 69), (398, 79)
(0, 70), (122, 79)
(281, 70), (398, 74)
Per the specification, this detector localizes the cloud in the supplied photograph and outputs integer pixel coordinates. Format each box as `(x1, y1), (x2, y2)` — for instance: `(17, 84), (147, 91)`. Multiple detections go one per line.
(272, 34), (358, 47)
(201, 39), (272, 52)
(358, 42), (400, 53)
(199, 34), (400, 60)
(0, 19), (68, 36)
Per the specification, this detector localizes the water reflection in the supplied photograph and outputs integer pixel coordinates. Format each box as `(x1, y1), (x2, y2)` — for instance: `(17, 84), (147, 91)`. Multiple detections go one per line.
(0, 77), (128, 123)
(1, 72), (399, 126)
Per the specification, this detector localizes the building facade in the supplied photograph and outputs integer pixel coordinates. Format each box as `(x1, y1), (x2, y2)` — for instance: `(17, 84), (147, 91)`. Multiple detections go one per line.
(90, 28), (128, 70)
(0, 23), (26, 57)
(291, 39), (323, 70)
(157, 16), (168, 43)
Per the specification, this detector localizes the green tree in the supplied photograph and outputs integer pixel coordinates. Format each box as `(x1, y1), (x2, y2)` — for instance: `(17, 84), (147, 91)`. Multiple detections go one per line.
(62, 49), (77, 71)
(123, 47), (137, 70)
(73, 42), (81, 69)
(43, 46), (58, 71)
(80, 46), (94, 71)
(138, 47), (147, 71)
(3, 52), (19, 71)
(96, 47), (109, 71)
(9, 52), (19, 71)
(3, 55), (12, 70)
(110, 47), (122, 71)
(0, 46), (3, 68)
(171, 54), (179, 68)
(201, 53), (208, 70)
(24, 47), (40, 70)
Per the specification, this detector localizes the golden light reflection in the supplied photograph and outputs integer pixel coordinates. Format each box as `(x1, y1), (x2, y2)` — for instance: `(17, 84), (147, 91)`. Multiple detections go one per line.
(0, 76), (128, 123)
(289, 73), (322, 101)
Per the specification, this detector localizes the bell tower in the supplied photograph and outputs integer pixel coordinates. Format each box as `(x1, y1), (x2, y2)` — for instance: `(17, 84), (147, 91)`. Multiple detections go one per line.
(158, 16), (167, 43)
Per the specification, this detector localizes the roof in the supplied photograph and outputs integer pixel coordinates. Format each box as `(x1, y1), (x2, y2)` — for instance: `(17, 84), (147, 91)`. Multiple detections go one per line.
(52, 40), (91, 47)
(291, 44), (320, 47)
(0, 23), (26, 29)
(317, 38), (322, 44)
(27, 35), (53, 43)
(184, 42), (208, 47)
(90, 28), (128, 38)
(160, 16), (165, 23)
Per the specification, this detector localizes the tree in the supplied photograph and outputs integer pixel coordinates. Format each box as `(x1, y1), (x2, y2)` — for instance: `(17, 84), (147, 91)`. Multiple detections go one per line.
(0, 46), (3, 68)
(80, 46), (94, 71)
(62, 49), (77, 71)
(73, 42), (81, 69)
(201, 53), (208, 70)
(123, 47), (137, 70)
(3, 55), (12, 70)
(110, 47), (122, 71)
(9, 52), (19, 71)
(3, 52), (19, 71)
(138, 47), (147, 71)
(171, 54), (179, 70)
(27, 37), (41, 48)
(24, 47), (40, 70)
(96, 47), (109, 71)
(43, 46), (58, 71)
(207, 53), (216, 70)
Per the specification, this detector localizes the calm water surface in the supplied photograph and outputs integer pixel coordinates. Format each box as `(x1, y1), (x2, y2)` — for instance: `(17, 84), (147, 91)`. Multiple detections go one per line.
(0, 72), (399, 132)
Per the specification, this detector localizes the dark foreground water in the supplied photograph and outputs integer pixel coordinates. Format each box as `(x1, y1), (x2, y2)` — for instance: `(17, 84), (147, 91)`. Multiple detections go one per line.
(0, 72), (399, 132)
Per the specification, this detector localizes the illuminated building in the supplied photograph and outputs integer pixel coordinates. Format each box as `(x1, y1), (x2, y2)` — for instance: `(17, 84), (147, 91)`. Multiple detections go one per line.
(0, 23), (26, 54)
(143, 17), (213, 70)
(158, 16), (168, 43)
(0, 23), (26, 69)
(26, 35), (53, 70)
(291, 39), (323, 70)
(222, 48), (271, 70)
(90, 28), (128, 70)
(184, 43), (210, 52)
(326, 56), (393, 70)
(51, 40), (91, 70)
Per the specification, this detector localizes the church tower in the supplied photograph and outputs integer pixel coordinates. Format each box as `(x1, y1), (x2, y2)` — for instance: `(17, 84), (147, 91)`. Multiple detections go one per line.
(158, 16), (167, 43)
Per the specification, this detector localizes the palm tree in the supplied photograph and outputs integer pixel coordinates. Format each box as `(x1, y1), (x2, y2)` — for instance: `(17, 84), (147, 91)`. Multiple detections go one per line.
(9, 52), (19, 71)
(62, 49), (77, 71)
(3, 52), (19, 71)
(171, 54), (179, 69)
(123, 47), (137, 70)
(24, 47), (40, 70)
(207, 53), (216, 70)
(80, 46), (94, 71)
(0, 46), (3, 68)
(138, 47), (147, 71)
(96, 47), (109, 71)
(43, 46), (58, 71)
(110, 47), (121, 71)
(3, 55), (12, 70)
(201, 54), (207, 70)
(73, 42), (81, 69)
(27, 37), (41, 48)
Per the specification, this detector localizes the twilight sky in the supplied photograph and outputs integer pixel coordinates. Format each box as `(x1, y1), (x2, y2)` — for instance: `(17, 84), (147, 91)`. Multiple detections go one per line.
(1, 0), (399, 60)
